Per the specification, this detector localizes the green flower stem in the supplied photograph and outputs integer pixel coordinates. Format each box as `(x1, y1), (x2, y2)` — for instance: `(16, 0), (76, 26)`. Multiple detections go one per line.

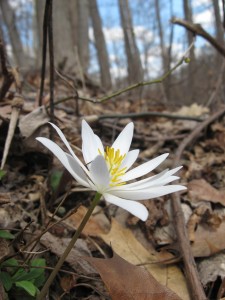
(37, 192), (102, 300)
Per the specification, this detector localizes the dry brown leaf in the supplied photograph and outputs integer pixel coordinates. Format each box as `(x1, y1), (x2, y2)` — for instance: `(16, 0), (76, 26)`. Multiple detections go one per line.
(66, 205), (110, 236)
(176, 103), (209, 116)
(60, 274), (77, 293)
(191, 221), (225, 257)
(0, 238), (9, 262)
(19, 105), (49, 138)
(0, 193), (11, 206)
(100, 219), (190, 300)
(84, 251), (182, 300)
(188, 179), (225, 205)
(0, 105), (11, 118)
(188, 205), (222, 242)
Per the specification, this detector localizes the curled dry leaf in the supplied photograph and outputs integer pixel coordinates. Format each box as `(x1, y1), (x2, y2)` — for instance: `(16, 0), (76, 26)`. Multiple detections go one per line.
(188, 179), (225, 205)
(84, 251), (182, 300)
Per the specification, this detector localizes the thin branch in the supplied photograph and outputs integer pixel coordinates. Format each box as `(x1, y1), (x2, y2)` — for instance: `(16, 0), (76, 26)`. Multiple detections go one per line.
(171, 106), (225, 300)
(171, 17), (225, 57)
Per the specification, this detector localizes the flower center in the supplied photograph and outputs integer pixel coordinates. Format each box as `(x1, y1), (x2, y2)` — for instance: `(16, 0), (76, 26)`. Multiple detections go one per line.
(99, 147), (127, 187)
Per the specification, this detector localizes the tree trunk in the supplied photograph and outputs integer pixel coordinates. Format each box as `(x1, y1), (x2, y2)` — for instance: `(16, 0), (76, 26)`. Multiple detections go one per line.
(118, 0), (143, 84)
(212, 0), (224, 68)
(89, 0), (112, 90)
(155, 0), (171, 101)
(212, 0), (224, 45)
(183, 0), (195, 104)
(34, 0), (45, 68)
(0, 0), (27, 67)
(52, 0), (81, 74)
(77, 0), (89, 73)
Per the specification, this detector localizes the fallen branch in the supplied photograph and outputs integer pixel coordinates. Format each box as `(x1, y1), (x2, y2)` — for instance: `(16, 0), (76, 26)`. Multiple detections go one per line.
(98, 112), (203, 122)
(171, 106), (225, 300)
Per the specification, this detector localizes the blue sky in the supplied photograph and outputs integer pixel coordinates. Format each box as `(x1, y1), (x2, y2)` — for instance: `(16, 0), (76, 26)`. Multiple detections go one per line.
(5, 0), (222, 80)
(88, 0), (218, 79)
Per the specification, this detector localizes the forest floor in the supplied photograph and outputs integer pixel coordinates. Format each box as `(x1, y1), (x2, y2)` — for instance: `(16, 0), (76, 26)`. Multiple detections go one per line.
(0, 74), (225, 300)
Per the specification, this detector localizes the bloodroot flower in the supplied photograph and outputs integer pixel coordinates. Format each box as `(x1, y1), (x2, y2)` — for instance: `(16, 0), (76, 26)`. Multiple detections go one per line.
(36, 121), (186, 221)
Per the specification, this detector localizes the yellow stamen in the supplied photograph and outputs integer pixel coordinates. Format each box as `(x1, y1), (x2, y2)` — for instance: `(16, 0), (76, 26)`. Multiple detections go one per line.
(99, 146), (127, 187)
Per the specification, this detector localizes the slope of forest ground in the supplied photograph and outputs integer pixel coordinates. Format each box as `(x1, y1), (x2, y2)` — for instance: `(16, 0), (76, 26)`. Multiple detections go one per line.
(0, 69), (225, 299)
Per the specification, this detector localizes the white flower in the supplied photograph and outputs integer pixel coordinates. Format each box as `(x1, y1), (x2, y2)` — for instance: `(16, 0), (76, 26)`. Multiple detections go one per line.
(36, 121), (186, 221)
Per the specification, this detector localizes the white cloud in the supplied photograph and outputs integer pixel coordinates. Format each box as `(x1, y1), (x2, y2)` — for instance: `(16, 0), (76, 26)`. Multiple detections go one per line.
(103, 27), (124, 42)
(89, 25), (153, 44)
(110, 66), (127, 80)
(192, 0), (211, 8)
(193, 8), (214, 26)
(134, 26), (153, 43)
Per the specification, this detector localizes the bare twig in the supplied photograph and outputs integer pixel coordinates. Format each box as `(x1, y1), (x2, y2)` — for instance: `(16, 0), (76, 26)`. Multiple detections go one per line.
(171, 106), (225, 300)
(171, 17), (225, 57)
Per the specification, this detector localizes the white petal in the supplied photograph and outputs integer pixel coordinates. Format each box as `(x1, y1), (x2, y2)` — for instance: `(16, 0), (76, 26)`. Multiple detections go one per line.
(89, 155), (110, 191)
(111, 185), (186, 200)
(120, 149), (139, 171)
(119, 166), (183, 190)
(104, 193), (148, 221)
(82, 120), (104, 164)
(124, 176), (180, 190)
(65, 154), (90, 187)
(49, 122), (77, 160)
(36, 137), (90, 187)
(112, 122), (134, 155)
(122, 153), (169, 182)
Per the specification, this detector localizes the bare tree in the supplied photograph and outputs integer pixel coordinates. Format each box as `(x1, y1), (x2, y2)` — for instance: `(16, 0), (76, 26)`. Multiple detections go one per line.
(77, 0), (89, 73)
(89, 0), (112, 89)
(118, 0), (143, 84)
(0, 0), (27, 67)
(34, 0), (45, 68)
(183, 0), (195, 104)
(154, 0), (171, 101)
(212, 0), (224, 45)
(52, 0), (81, 73)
